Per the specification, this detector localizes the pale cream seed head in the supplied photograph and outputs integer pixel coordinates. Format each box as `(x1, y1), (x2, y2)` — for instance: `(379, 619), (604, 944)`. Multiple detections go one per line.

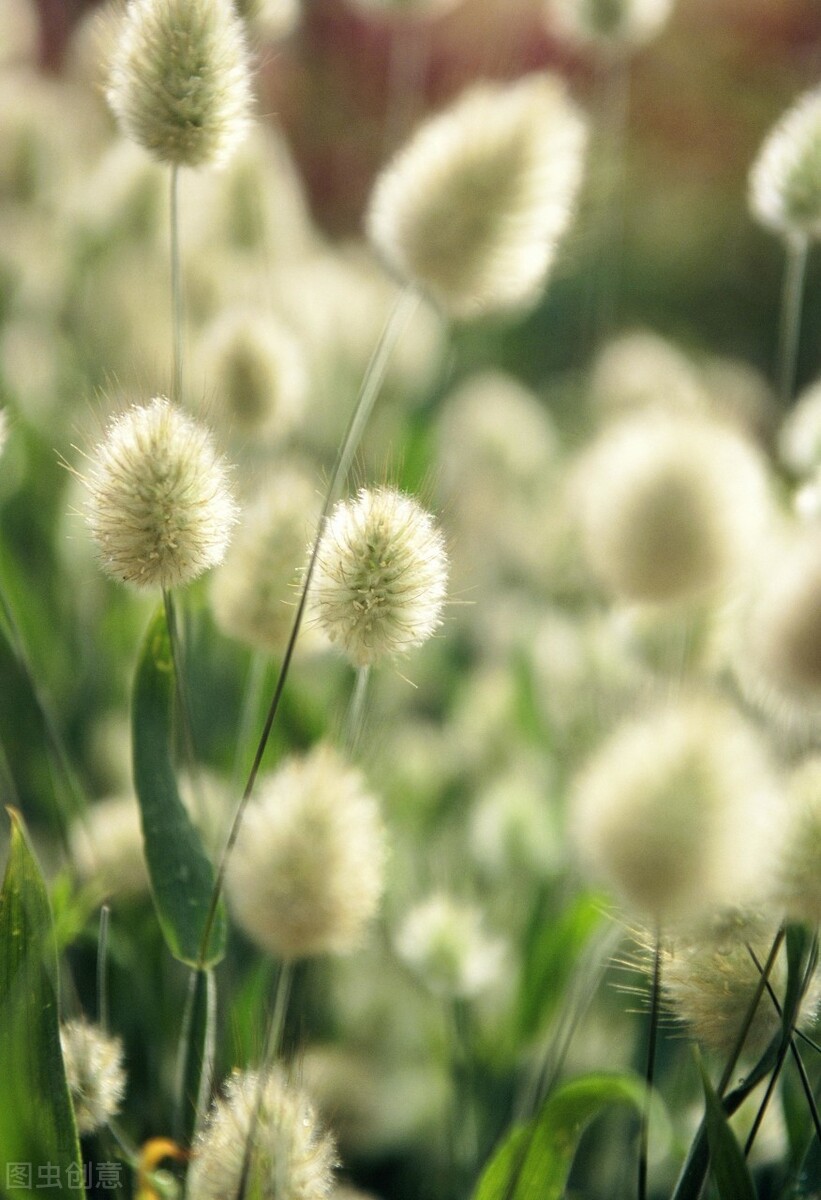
(196, 308), (308, 440)
(749, 86), (821, 242)
(60, 1019), (127, 1135)
(778, 376), (821, 477)
(577, 410), (773, 603)
(106, 0), (253, 169)
(572, 698), (783, 924)
(311, 487), (448, 669)
(367, 73), (587, 318)
(544, 0), (675, 51)
(83, 398), (238, 590)
(187, 1067), (336, 1200)
(394, 893), (507, 1000)
(227, 744), (387, 959)
(737, 529), (821, 727)
(69, 795), (150, 899)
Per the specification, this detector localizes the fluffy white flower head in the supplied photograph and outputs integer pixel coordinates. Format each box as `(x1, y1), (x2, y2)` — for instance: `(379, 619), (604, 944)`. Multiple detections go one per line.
(737, 530), (821, 727)
(187, 1067), (336, 1200)
(572, 697), (782, 924)
(367, 73), (587, 318)
(750, 87), (821, 242)
(106, 0), (252, 169)
(394, 893), (507, 999)
(60, 1019), (126, 1135)
(639, 913), (811, 1059)
(228, 744), (387, 959)
(84, 397), (238, 590)
(577, 410), (772, 603)
(312, 487), (447, 668)
(544, 0), (675, 51)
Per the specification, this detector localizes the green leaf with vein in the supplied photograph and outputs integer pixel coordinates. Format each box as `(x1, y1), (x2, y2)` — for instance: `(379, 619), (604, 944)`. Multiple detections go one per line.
(0, 810), (84, 1199)
(132, 605), (225, 968)
(473, 1073), (659, 1200)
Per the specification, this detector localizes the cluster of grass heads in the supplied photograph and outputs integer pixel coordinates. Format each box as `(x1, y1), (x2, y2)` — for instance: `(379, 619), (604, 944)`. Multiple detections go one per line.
(1, 1), (821, 1199)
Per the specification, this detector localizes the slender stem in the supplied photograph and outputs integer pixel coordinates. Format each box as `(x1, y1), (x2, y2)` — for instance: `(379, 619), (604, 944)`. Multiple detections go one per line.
(97, 904), (111, 1034)
(173, 967), (216, 1146)
(198, 286), (419, 967)
(344, 666), (371, 755)
(237, 961), (294, 1200)
(718, 926), (785, 1096)
(638, 931), (661, 1200)
(588, 56), (630, 351)
(777, 234), (808, 407)
(170, 164), (183, 406)
(747, 943), (821, 1148)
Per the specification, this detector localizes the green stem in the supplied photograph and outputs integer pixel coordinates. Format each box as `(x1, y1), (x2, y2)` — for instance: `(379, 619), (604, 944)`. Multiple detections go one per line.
(97, 904), (110, 1034)
(162, 589), (204, 824)
(198, 286), (419, 967)
(170, 164), (183, 406)
(638, 931), (661, 1200)
(777, 234), (808, 407)
(344, 665), (371, 755)
(746, 943), (821, 1149)
(237, 961), (294, 1200)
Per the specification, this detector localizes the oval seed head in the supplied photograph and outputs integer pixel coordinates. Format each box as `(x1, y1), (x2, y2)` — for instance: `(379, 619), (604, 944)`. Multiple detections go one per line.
(577, 410), (772, 603)
(312, 487), (448, 669)
(571, 697), (782, 924)
(778, 375), (821, 477)
(106, 0), (252, 169)
(83, 398), (238, 590)
(749, 86), (821, 243)
(395, 893), (507, 1000)
(187, 1067), (336, 1200)
(544, 0), (675, 52)
(234, 0), (300, 40)
(211, 466), (322, 654)
(640, 914), (802, 1060)
(60, 1019), (126, 1135)
(196, 309), (307, 440)
(737, 530), (821, 727)
(776, 758), (821, 926)
(69, 795), (150, 899)
(227, 744), (387, 959)
(366, 73), (587, 318)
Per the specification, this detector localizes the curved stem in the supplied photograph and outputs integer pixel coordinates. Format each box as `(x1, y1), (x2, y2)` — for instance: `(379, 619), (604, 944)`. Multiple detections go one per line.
(197, 286), (419, 967)
(777, 234), (808, 407)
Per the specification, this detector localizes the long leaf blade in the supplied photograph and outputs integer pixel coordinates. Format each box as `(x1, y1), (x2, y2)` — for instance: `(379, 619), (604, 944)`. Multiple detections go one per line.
(0, 810), (84, 1199)
(700, 1060), (758, 1200)
(132, 606), (226, 967)
(473, 1073), (651, 1200)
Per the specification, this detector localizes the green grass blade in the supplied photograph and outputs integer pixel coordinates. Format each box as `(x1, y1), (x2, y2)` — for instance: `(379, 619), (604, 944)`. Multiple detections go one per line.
(700, 1059), (758, 1200)
(473, 1073), (652, 1200)
(132, 605), (226, 968)
(0, 810), (84, 1199)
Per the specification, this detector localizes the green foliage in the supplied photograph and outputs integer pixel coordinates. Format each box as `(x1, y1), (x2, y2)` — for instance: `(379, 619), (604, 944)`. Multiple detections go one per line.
(699, 1059), (757, 1200)
(0, 810), (84, 1198)
(132, 605), (226, 968)
(472, 1073), (651, 1200)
